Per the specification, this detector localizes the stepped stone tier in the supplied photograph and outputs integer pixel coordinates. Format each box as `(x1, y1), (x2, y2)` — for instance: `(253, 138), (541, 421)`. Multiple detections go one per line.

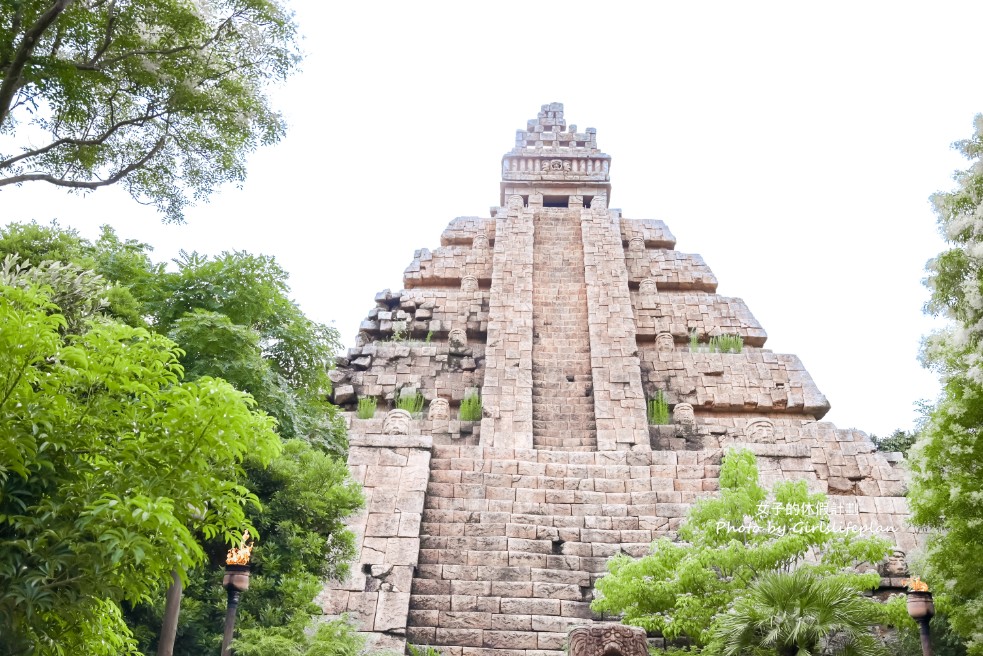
(319, 103), (912, 655)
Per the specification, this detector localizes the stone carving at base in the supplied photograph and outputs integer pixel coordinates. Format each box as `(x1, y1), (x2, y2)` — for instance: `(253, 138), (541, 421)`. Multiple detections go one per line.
(427, 398), (450, 421)
(656, 331), (674, 352)
(672, 402), (695, 425)
(639, 278), (657, 294)
(382, 409), (412, 435)
(461, 275), (478, 293)
(473, 233), (490, 250)
(628, 237), (645, 252)
(568, 624), (648, 656)
(746, 418), (776, 443)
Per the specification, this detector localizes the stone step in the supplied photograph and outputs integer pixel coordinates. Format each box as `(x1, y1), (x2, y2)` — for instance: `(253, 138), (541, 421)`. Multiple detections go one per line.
(531, 212), (596, 451)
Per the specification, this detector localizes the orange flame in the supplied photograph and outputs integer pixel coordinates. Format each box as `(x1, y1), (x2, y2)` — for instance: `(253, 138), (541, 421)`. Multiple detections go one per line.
(226, 531), (253, 565)
(903, 576), (930, 592)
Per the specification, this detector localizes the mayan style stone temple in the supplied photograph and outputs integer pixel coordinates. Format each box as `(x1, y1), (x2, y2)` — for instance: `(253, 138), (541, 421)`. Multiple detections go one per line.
(319, 103), (912, 654)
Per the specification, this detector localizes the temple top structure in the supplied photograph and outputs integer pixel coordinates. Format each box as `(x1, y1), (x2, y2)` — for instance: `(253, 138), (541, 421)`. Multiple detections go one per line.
(500, 102), (612, 206)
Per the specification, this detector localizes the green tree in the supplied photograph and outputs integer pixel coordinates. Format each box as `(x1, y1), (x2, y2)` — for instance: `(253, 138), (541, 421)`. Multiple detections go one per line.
(708, 569), (886, 656)
(0, 221), (163, 327)
(128, 440), (363, 655)
(153, 250), (345, 451)
(0, 223), (346, 452)
(0, 273), (281, 655)
(591, 449), (890, 647)
(0, 0), (299, 222)
(909, 113), (983, 654)
(0, 223), (363, 654)
(871, 428), (917, 455)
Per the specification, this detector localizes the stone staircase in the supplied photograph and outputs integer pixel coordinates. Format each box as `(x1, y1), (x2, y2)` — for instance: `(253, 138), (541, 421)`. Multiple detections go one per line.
(406, 444), (700, 655)
(531, 210), (597, 451)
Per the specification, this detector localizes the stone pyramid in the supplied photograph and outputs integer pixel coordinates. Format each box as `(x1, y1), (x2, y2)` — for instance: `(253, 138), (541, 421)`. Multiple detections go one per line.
(319, 103), (912, 655)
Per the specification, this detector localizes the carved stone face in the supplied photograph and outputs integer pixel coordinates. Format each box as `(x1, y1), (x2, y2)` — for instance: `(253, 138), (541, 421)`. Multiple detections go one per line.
(590, 194), (607, 211)
(673, 403), (695, 425)
(639, 278), (657, 294)
(472, 233), (489, 250)
(507, 195), (524, 210)
(628, 237), (645, 252)
(568, 625), (649, 656)
(448, 328), (468, 351)
(382, 409), (412, 435)
(428, 398), (450, 421)
(461, 275), (478, 293)
(747, 418), (776, 443)
(655, 332), (674, 352)
(881, 550), (909, 577)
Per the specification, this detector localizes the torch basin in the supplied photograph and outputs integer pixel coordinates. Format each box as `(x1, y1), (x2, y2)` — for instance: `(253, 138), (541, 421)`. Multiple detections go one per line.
(906, 590), (935, 620)
(223, 564), (251, 592)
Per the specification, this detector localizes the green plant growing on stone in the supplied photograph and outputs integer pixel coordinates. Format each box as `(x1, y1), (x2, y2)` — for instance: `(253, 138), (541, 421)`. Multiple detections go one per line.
(356, 397), (378, 419)
(689, 329), (700, 352)
(459, 391), (483, 421)
(390, 320), (407, 342)
(408, 645), (444, 656)
(396, 389), (425, 416)
(425, 330), (434, 344)
(647, 391), (670, 425)
(709, 334), (744, 354)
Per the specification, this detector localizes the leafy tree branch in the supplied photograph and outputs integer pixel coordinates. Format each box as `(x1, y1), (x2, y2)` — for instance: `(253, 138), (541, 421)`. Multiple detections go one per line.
(0, 0), (300, 221)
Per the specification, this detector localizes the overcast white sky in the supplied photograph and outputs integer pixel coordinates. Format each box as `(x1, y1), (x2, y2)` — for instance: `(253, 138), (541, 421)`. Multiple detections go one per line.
(3, 1), (981, 437)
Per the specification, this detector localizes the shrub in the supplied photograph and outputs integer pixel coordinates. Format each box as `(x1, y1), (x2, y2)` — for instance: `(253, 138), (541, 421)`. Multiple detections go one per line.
(647, 391), (670, 425)
(396, 389), (425, 415)
(356, 397), (377, 419)
(709, 333), (744, 353)
(459, 391), (482, 421)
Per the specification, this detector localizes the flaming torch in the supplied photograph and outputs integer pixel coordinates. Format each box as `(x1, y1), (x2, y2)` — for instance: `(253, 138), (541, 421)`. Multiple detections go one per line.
(904, 576), (935, 656)
(220, 531), (253, 656)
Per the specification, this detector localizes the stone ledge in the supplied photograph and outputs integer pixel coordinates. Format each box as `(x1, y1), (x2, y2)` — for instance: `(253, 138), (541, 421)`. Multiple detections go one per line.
(352, 434), (434, 449)
(721, 442), (811, 458)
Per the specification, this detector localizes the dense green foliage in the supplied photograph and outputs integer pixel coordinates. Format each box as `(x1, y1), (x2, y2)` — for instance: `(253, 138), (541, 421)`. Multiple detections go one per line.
(0, 222), (363, 655)
(592, 450), (891, 648)
(708, 569), (886, 656)
(909, 114), (983, 654)
(0, 222), (347, 453)
(871, 428), (918, 455)
(0, 0), (299, 222)
(0, 275), (280, 655)
(232, 616), (367, 656)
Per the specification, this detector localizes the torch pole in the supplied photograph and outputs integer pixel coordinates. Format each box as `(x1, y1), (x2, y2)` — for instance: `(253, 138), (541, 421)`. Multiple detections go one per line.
(220, 588), (241, 656)
(221, 532), (252, 656)
(917, 617), (933, 656)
